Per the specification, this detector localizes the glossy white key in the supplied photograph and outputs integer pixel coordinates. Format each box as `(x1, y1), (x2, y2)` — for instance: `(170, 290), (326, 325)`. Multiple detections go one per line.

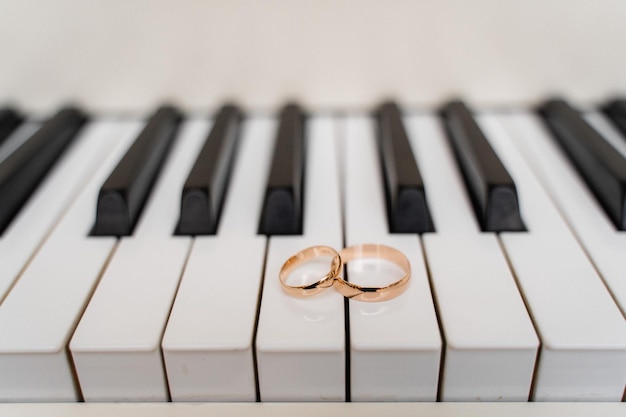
(405, 115), (537, 401)
(162, 118), (274, 402)
(342, 116), (441, 401)
(0, 121), (122, 302)
(255, 117), (345, 402)
(69, 119), (209, 402)
(479, 113), (626, 401)
(0, 121), (143, 402)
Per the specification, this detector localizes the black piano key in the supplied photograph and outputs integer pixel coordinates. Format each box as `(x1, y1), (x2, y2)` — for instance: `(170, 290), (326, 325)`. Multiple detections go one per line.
(176, 104), (243, 235)
(539, 98), (626, 230)
(258, 103), (305, 235)
(374, 101), (434, 233)
(92, 105), (182, 236)
(603, 98), (626, 138)
(441, 100), (525, 232)
(0, 108), (23, 146)
(0, 107), (87, 234)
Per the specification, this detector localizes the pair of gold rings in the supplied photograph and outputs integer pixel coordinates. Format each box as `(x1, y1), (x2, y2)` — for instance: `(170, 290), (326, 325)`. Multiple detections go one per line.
(279, 244), (411, 302)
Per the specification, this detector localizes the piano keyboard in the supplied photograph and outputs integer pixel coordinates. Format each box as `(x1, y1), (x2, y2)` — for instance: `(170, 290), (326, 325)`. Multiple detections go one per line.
(0, 101), (625, 416)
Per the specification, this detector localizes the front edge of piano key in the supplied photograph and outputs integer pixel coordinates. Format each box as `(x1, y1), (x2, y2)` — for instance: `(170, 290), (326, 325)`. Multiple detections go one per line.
(255, 115), (345, 401)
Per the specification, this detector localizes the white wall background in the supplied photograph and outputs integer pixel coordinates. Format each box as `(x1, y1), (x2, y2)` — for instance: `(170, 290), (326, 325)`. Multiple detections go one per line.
(0, 0), (625, 113)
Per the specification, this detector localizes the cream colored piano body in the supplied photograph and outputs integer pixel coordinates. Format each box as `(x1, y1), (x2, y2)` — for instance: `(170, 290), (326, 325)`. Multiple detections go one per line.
(0, 0), (625, 416)
(2, 0), (625, 112)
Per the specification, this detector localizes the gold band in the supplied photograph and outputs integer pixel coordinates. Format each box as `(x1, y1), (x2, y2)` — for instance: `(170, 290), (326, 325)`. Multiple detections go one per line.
(279, 245), (342, 297)
(333, 244), (411, 302)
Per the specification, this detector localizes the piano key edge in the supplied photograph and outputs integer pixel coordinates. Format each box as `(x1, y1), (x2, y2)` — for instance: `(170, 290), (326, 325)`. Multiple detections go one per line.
(0, 402), (624, 417)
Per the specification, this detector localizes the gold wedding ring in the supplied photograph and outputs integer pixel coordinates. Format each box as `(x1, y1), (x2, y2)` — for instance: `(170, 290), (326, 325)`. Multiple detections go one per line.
(333, 244), (411, 302)
(279, 245), (342, 297)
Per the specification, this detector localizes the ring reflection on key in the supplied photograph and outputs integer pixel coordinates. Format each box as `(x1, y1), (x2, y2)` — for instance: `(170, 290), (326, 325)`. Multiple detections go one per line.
(279, 245), (342, 297)
(333, 243), (411, 302)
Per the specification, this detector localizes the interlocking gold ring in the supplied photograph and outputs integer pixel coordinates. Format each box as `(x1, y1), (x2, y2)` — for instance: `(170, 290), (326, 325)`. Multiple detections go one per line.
(332, 244), (411, 302)
(279, 245), (342, 297)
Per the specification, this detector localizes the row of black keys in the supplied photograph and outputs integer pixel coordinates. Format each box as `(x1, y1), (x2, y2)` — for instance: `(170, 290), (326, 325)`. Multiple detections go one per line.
(1, 98), (626, 237)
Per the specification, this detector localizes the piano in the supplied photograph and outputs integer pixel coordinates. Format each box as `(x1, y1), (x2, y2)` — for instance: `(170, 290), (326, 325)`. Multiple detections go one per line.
(0, 1), (625, 416)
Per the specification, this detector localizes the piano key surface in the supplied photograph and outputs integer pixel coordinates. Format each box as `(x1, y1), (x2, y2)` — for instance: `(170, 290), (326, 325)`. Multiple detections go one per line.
(92, 106), (182, 236)
(70, 118), (210, 401)
(343, 115), (441, 401)
(374, 102), (434, 233)
(441, 101), (525, 232)
(0, 106), (624, 410)
(176, 105), (242, 236)
(0, 107), (86, 234)
(478, 114), (626, 401)
(0, 121), (114, 301)
(0, 121), (143, 401)
(256, 116), (345, 401)
(538, 100), (626, 231)
(258, 104), (305, 236)
(162, 117), (274, 401)
(405, 114), (538, 401)
(497, 112), (626, 317)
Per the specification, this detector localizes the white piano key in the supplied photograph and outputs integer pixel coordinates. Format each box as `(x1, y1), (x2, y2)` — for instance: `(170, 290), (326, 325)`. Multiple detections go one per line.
(255, 117), (345, 402)
(0, 121), (123, 302)
(404, 115), (538, 401)
(342, 116), (441, 401)
(162, 117), (275, 402)
(0, 120), (143, 402)
(69, 119), (209, 401)
(478, 113), (626, 401)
